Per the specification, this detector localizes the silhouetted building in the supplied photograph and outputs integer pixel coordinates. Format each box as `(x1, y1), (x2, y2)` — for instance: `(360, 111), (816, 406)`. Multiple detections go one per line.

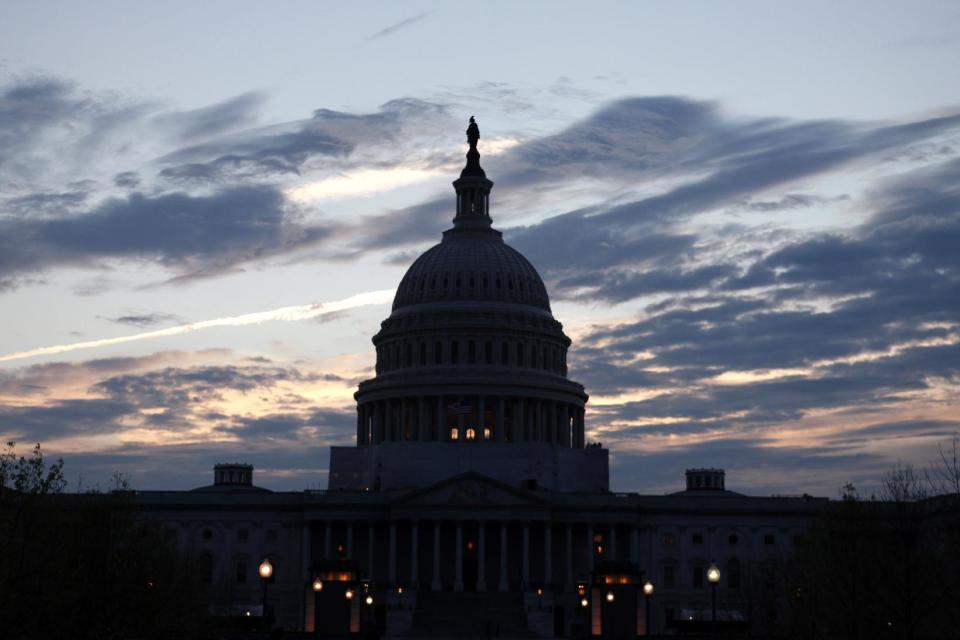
(135, 121), (829, 637)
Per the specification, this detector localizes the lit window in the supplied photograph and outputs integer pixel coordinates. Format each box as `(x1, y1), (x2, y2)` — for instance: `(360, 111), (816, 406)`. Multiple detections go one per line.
(466, 428), (476, 440)
(483, 428), (492, 440)
(450, 428), (459, 440)
(663, 533), (674, 546)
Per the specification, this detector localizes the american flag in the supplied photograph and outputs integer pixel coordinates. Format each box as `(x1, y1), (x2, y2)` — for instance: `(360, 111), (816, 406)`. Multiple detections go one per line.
(447, 401), (472, 415)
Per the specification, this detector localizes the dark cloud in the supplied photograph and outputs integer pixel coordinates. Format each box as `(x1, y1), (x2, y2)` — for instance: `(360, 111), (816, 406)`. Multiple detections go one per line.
(103, 311), (185, 328)
(368, 12), (430, 40)
(0, 185), (334, 287)
(157, 98), (451, 184)
(112, 171), (140, 188)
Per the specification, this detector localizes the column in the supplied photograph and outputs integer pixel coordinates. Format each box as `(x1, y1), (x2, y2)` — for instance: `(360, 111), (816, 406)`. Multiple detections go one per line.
(356, 405), (364, 445)
(374, 402), (384, 443)
(455, 521), (464, 591)
(384, 401), (393, 441)
(610, 525), (617, 560)
(544, 522), (552, 587)
(389, 521), (397, 585)
(457, 396), (465, 441)
(367, 523), (375, 581)
(533, 401), (541, 441)
(478, 522), (487, 591)
(565, 523), (574, 591)
(301, 522), (311, 629)
(437, 396), (445, 441)
(418, 397), (428, 441)
(555, 403), (564, 446)
(411, 521), (419, 585)
(499, 521), (509, 592)
(432, 521), (442, 591)
(548, 402), (560, 444)
(478, 396), (486, 439)
(399, 398), (407, 441)
(515, 398), (524, 442)
(587, 524), (594, 572)
(495, 396), (505, 442)
(324, 521), (332, 559)
(522, 522), (530, 588)
(346, 522), (354, 559)
(630, 526), (639, 565)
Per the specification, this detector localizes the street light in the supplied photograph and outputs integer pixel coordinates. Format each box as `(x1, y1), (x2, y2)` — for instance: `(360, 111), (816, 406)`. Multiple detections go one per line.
(605, 591), (615, 603)
(258, 559), (273, 630)
(707, 562), (721, 637)
(643, 581), (654, 636)
(312, 578), (324, 592)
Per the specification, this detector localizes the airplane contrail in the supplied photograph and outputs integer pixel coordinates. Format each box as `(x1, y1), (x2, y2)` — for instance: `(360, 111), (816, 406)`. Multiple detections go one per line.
(0, 288), (396, 364)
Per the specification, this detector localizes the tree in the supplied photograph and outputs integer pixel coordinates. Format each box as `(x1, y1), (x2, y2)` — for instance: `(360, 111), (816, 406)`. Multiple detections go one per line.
(0, 442), (212, 639)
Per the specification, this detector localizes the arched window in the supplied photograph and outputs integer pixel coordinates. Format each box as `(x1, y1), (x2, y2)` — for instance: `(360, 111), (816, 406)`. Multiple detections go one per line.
(406, 343), (413, 367)
(468, 341), (476, 364)
(451, 341), (459, 364)
(516, 343), (524, 366)
(501, 342), (509, 365)
(485, 341), (493, 364)
(531, 345), (538, 368)
(419, 342), (427, 366)
(542, 346), (548, 370)
(435, 341), (442, 365)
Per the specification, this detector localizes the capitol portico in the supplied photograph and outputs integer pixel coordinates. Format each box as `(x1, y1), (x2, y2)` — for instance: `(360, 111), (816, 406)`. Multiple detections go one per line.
(135, 119), (829, 638)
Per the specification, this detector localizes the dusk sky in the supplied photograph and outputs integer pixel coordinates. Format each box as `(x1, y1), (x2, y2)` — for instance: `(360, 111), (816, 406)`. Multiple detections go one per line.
(2, 1), (959, 496)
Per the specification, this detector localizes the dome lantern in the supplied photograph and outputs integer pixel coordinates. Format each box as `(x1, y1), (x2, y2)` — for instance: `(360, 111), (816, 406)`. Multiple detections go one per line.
(451, 116), (494, 231)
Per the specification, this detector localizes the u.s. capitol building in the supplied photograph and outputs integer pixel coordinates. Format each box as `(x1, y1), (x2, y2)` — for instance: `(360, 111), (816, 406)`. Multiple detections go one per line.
(135, 120), (827, 638)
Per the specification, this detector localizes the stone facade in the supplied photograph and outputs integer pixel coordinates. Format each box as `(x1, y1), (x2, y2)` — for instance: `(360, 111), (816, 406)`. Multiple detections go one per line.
(134, 121), (829, 637)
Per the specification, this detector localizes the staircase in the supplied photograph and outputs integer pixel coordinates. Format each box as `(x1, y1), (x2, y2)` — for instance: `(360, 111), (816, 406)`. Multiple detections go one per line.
(406, 591), (534, 638)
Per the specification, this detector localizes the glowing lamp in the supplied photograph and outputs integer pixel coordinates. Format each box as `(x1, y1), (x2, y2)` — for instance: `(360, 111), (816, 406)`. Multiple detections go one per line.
(312, 578), (324, 592)
(345, 588), (354, 600)
(365, 595), (374, 605)
(707, 563), (721, 584)
(643, 581), (654, 596)
(258, 559), (273, 579)
(580, 597), (589, 608)
(605, 591), (615, 602)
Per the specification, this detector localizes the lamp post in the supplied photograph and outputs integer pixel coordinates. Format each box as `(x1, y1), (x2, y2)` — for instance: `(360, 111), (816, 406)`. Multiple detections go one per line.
(258, 558), (273, 630)
(643, 580), (654, 636)
(707, 562), (721, 637)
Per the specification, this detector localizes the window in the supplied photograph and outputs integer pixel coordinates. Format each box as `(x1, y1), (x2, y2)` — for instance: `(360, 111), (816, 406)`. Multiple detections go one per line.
(662, 533), (675, 546)
(201, 528), (213, 541)
(450, 428), (459, 441)
(663, 565), (675, 588)
(728, 558), (741, 589)
(238, 528), (249, 542)
(483, 427), (492, 440)
(200, 553), (213, 584)
(728, 534), (739, 545)
(236, 561), (247, 584)
(406, 343), (413, 367)
(266, 529), (278, 543)
(466, 428), (476, 440)
(435, 341), (442, 365)
(468, 341), (476, 364)
(764, 534), (775, 546)
(485, 341), (492, 364)
(501, 342), (509, 365)
(692, 533), (703, 545)
(692, 566), (704, 588)
(516, 344), (524, 366)
(420, 342), (426, 366)
(531, 345), (538, 368)
(451, 341), (459, 364)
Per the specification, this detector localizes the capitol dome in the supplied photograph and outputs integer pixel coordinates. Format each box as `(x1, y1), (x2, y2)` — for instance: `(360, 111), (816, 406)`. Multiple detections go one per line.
(391, 231), (552, 313)
(351, 117), (588, 455)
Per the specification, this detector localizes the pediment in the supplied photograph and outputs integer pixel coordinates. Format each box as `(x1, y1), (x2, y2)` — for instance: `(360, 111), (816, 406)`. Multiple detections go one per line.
(395, 472), (546, 507)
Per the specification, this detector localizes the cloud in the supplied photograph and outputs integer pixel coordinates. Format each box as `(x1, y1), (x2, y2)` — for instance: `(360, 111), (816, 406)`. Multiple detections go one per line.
(104, 311), (186, 328)
(368, 12), (430, 40)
